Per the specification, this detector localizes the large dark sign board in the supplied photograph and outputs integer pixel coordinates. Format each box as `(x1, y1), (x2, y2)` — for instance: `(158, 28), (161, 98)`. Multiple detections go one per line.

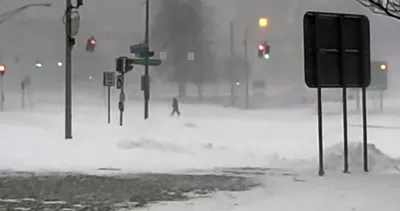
(303, 11), (370, 177)
(303, 11), (371, 88)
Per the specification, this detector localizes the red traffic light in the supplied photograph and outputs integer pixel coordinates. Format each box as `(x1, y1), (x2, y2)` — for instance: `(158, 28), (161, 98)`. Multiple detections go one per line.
(258, 44), (264, 50)
(86, 37), (96, 52)
(0, 64), (5, 76)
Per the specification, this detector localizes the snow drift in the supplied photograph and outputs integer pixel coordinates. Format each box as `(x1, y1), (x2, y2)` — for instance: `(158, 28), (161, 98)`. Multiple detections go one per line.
(267, 142), (400, 173)
(323, 142), (400, 172)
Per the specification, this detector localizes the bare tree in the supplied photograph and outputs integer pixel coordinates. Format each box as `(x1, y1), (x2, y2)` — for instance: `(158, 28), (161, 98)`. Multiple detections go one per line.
(151, 0), (215, 98)
(358, 0), (400, 20)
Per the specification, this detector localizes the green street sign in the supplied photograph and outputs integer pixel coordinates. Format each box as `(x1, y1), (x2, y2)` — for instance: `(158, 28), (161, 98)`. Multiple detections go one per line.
(135, 51), (154, 58)
(132, 58), (162, 66)
(369, 61), (388, 90)
(130, 43), (148, 54)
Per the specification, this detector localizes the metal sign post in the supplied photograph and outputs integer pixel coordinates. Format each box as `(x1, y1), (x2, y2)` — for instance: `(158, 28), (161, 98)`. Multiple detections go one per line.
(103, 71), (116, 123)
(303, 11), (371, 176)
(118, 73), (125, 126)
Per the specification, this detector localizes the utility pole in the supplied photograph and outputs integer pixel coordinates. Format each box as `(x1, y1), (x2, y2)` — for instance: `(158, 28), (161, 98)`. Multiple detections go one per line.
(21, 80), (25, 110)
(0, 75), (4, 111)
(244, 26), (249, 109)
(144, 0), (150, 119)
(65, 0), (73, 139)
(64, 0), (82, 139)
(0, 64), (4, 111)
(229, 21), (235, 106)
(119, 73), (125, 126)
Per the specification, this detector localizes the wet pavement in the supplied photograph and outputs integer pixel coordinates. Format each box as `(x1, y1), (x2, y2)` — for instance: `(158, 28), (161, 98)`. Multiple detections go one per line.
(0, 168), (272, 210)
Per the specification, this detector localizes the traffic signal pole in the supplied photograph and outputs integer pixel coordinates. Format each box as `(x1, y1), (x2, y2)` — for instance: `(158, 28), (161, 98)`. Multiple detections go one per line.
(144, 0), (150, 119)
(0, 75), (4, 111)
(119, 73), (125, 126)
(65, 0), (72, 139)
(244, 26), (250, 109)
(229, 21), (235, 106)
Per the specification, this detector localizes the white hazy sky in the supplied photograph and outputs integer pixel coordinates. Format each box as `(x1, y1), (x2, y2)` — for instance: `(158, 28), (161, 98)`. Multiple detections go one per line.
(1, 0), (399, 54)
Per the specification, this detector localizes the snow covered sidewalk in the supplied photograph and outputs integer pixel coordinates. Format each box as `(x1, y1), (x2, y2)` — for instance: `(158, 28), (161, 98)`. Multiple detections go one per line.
(142, 171), (400, 211)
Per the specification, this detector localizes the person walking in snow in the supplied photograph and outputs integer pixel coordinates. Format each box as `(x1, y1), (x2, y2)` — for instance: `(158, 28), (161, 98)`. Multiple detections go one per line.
(171, 97), (180, 117)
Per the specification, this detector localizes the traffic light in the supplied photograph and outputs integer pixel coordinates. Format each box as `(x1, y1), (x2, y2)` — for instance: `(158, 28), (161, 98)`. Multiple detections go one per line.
(116, 74), (123, 89)
(258, 44), (264, 57)
(57, 61), (63, 67)
(116, 57), (125, 73)
(257, 43), (270, 59)
(264, 44), (270, 59)
(380, 64), (387, 70)
(86, 36), (96, 52)
(125, 58), (134, 72)
(0, 64), (5, 76)
(35, 62), (42, 68)
(116, 56), (134, 73)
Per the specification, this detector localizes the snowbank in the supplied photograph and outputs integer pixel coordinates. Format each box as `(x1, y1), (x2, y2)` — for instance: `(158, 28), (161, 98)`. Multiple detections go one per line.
(323, 142), (400, 172)
(268, 142), (400, 173)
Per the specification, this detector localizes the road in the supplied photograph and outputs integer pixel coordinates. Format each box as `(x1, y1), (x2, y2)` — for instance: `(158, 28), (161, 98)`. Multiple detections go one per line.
(0, 168), (274, 210)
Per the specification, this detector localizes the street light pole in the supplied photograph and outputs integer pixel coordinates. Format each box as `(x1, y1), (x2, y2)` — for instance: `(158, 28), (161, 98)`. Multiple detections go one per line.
(229, 21), (235, 106)
(0, 75), (4, 111)
(144, 0), (150, 119)
(241, 17), (268, 109)
(244, 25), (249, 109)
(64, 0), (83, 139)
(65, 0), (73, 139)
(0, 3), (52, 24)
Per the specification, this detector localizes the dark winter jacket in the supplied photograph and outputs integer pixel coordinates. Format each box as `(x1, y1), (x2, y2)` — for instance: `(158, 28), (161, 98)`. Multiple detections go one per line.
(172, 98), (179, 109)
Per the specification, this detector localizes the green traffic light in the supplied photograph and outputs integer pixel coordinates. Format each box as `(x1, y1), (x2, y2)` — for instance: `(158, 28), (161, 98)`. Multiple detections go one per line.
(35, 63), (42, 68)
(264, 54), (270, 59)
(57, 61), (63, 67)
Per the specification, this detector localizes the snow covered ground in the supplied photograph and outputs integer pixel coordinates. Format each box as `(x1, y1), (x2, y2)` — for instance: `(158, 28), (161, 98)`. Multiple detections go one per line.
(141, 171), (400, 211)
(135, 141), (400, 211)
(1, 92), (400, 173)
(1, 92), (400, 210)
